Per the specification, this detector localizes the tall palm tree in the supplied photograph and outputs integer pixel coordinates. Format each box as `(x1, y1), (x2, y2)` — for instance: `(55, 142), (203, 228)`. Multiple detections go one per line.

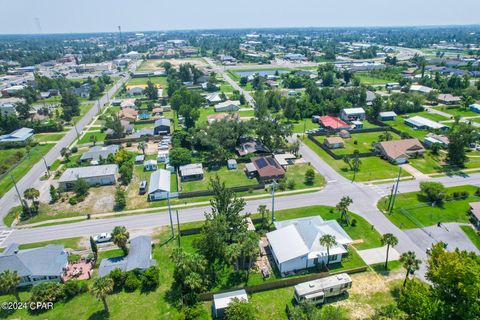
(381, 233), (399, 270)
(137, 141), (146, 155)
(91, 276), (114, 314)
(111, 226), (130, 254)
(319, 234), (337, 265)
(336, 196), (353, 225)
(23, 187), (40, 213)
(0, 270), (21, 302)
(400, 251), (421, 287)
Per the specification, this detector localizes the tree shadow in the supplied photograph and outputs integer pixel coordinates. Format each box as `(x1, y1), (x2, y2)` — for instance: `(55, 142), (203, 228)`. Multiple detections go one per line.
(87, 310), (110, 320)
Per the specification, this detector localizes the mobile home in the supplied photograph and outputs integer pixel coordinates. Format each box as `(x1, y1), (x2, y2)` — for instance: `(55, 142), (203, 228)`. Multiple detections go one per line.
(294, 273), (352, 304)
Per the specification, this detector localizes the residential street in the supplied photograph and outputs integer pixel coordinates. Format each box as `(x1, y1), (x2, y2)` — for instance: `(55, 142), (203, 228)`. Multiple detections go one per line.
(0, 64), (137, 228)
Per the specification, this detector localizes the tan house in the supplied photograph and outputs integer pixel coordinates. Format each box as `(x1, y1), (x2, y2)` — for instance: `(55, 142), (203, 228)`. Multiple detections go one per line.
(324, 137), (344, 149)
(375, 139), (425, 164)
(119, 108), (138, 122)
(339, 130), (351, 139)
(437, 94), (461, 105)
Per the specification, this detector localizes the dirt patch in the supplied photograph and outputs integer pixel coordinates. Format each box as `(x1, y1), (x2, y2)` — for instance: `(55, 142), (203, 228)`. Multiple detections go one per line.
(124, 141), (158, 155)
(50, 186), (116, 215)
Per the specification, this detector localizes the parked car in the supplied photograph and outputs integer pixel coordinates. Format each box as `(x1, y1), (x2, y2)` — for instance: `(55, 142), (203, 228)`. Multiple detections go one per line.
(139, 180), (148, 194)
(94, 233), (112, 243)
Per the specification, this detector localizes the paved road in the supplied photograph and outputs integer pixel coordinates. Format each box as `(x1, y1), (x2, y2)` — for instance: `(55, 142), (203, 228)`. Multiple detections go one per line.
(204, 57), (256, 106)
(0, 63), (137, 227)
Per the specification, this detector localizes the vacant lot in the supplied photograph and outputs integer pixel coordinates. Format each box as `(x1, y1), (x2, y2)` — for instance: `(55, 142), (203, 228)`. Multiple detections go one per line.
(433, 105), (480, 118)
(139, 58), (208, 71)
(315, 131), (402, 155)
(181, 164), (256, 192)
(378, 185), (476, 229)
(304, 138), (411, 182)
(34, 132), (66, 143)
(126, 76), (167, 87)
(78, 131), (107, 145)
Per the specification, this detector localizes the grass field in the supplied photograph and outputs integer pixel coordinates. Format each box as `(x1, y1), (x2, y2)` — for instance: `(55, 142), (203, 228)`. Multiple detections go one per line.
(355, 73), (393, 85)
(433, 105), (480, 118)
(378, 185), (477, 229)
(77, 131), (107, 145)
(288, 118), (320, 133)
(382, 116), (428, 140)
(304, 138), (410, 182)
(34, 132), (66, 143)
(283, 164), (326, 190)
(460, 226), (480, 250)
(17, 237), (84, 251)
(315, 131), (402, 155)
(126, 76), (168, 87)
(415, 111), (451, 122)
(0, 144), (54, 198)
(181, 164), (256, 192)
(196, 107), (216, 126)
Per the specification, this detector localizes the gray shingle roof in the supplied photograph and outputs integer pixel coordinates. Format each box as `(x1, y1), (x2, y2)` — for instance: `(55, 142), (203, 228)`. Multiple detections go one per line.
(80, 145), (119, 162)
(0, 244), (68, 277)
(58, 164), (118, 183)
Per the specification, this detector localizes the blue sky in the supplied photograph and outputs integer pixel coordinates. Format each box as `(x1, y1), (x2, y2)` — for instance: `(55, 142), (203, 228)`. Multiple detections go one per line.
(1, 0), (479, 34)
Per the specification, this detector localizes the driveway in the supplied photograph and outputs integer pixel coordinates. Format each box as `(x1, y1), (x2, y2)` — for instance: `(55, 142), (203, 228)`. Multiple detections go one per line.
(357, 246), (400, 265)
(404, 223), (480, 254)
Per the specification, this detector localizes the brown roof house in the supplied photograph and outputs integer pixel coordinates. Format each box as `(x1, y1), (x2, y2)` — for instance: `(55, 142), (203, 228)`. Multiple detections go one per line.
(339, 130), (351, 139)
(324, 137), (344, 149)
(375, 139), (425, 164)
(437, 94), (461, 105)
(469, 202), (480, 229)
(249, 156), (285, 182)
(119, 108), (138, 123)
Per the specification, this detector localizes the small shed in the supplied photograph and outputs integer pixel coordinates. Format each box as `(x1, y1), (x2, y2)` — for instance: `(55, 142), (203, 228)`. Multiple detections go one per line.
(324, 137), (344, 149)
(338, 130), (350, 139)
(245, 162), (257, 179)
(144, 159), (158, 172)
(227, 159), (237, 170)
(135, 154), (145, 164)
(379, 111), (397, 121)
(212, 289), (248, 318)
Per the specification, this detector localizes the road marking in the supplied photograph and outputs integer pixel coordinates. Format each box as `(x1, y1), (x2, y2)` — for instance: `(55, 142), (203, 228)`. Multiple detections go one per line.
(0, 230), (13, 247)
(368, 184), (387, 196)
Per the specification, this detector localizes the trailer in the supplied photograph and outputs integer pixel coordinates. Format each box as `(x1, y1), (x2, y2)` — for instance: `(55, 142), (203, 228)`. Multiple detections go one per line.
(294, 273), (352, 305)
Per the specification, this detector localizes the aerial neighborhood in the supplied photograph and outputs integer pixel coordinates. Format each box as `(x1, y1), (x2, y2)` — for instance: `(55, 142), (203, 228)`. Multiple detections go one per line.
(0, 17), (479, 320)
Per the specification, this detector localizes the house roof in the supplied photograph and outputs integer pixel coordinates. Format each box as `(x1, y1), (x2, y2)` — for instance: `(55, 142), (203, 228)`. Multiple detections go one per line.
(0, 127), (34, 143)
(214, 100), (240, 112)
(379, 111), (397, 118)
(0, 244), (68, 277)
(119, 108), (138, 120)
(342, 107), (365, 115)
(80, 145), (119, 162)
(319, 116), (349, 129)
(470, 202), (480, 221)
(148, 169), (171, 194)
(274, 153), (296, 166)
(410, 84), (433, 93)
(437, 94), (461, 103)
(213, 289), (248, 310)
(154, 118), (171, 128)
(235, 139), (267, 156)
(324, 137), (344, 145)
(267, 216), (352, 264)
(98, 236), (155, 277)
(425, 133), (449, 145)
(377, 139), (425, 160)
(179, 163), (203, 177)
(251, 156), (285, 178)
(405, 116), (448, 130)
(58, 164), (118, 183)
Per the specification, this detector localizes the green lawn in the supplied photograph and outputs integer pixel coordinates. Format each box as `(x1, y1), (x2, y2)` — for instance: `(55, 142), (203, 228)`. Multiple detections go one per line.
(0, 144), (54, 198)
(288, 118), (320, 133)
(17, 237), (84, 251)
(283, 164), (326, 190)
(355, 73), (393, 85)
(71, 103), (95, 124)
(315, 131), (401, 155)
(196, 107), (216, 126)
(460, 226), (480, 250)
(219, 82), (235, 92)
(181, 164), (257, 192)
(382, 116), (429, 139)
(77, 132), (107, 145)
(378, 185), (476, 229)
(304, 138), (410, 182)
(34, 132), (66, 143)
(433, 105), (480, 118)
(415, 111), (451, 122)
(126, 76), (168, 87)
(239, 109), (255, 117)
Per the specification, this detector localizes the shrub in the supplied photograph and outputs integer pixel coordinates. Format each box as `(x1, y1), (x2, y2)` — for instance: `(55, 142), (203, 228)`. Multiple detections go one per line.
(68, 196), (79, 205)
(287, 179), (296, 190)
(62, 280), (87, 300)
(141, 266), (160, 291)
(110, 268), (126, 291)
(70, 146), (78, 153)
(353, 140), (358, 145)
(351, 219), (357, 227)
(181, 304), (209, 320)
(30, 282), (64, 304)
(124, 272), (140, 292)
(304, 168), (315, 185)
(126, 142), (132, 147)
(67, 254), (81, 264)
(460, 191), (469, 199)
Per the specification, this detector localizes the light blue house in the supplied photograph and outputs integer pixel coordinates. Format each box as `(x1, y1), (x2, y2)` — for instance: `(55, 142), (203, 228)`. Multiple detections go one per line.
(469, 104), (480, 113)
(0, 127), (34, 146)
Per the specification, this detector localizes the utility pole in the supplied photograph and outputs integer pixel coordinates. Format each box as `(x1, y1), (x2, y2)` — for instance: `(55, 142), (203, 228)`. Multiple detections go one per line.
(271, 180), (276, 224)
(176, 210), (181, 248)
(74, 125), (80, 139)
(168, 192), (174, 238)
(42, 156), (50, 177)
(386, 184), (395, 213)
(389, 167), (402, 213)
(10, 175), (26, 211)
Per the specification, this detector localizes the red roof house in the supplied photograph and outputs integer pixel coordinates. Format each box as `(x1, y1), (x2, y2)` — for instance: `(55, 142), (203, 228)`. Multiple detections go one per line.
(319, 116), (350, 130)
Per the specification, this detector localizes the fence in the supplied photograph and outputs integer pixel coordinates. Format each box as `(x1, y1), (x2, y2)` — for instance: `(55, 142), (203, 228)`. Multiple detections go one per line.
(307, 135), (376, 160)
(198, 266), (367, 301)
(178, 183), (265, 199)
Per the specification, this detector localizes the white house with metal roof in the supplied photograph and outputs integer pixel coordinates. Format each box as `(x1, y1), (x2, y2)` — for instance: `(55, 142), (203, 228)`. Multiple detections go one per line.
(148, 169), (171, 201)
(58, 164), (118, 190)
(340, 108), (365, 121)
(0, 127), (34, 146)
(266, 216), (353, 275)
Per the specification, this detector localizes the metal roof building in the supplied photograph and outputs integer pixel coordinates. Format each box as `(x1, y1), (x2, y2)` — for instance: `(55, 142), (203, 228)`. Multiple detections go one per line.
(148, 169), (171, 201)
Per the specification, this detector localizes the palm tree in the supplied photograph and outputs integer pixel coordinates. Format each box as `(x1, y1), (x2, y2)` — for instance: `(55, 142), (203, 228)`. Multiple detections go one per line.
(111, 226), (129, 254)
(336, 196), (353, 225)
(0, 270), (21, 301)
(319, 234), (337, 265)
(351, 150), (362, 181)
(23, 187), (40, 213)
(137, 141), (146, 155)
(381, 233), (399, 270)
(400, 251), (421, 287)
(90, 134), (98, 146)
(60, 147), (71, 161)
(91, 276), (114, 314)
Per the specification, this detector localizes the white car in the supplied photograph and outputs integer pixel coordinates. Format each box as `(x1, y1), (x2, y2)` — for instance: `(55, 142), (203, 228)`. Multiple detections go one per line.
(158, 144), (169, 150)
(94, 233), (112, 243)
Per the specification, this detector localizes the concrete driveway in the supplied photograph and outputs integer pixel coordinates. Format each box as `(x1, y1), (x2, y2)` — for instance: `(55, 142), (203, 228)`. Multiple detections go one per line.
(357, 246), (401, 265)
(404, 223), (480, 254)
